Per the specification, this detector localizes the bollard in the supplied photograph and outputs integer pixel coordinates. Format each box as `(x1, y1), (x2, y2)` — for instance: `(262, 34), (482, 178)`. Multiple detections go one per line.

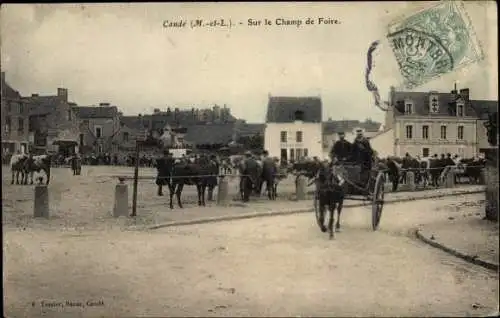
(113, 178), (129, 217)
(217, 176), (230, 206)
(445, 169), (456, 188)
(295, 175), (307, 200)
(33, 180), (49, 218)
(406, 171), (416, 191)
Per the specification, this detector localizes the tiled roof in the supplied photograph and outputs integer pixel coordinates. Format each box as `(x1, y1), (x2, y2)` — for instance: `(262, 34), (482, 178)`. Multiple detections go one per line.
(25, 95), (64, 115)
(120, 116), (148, 130)
(470, 100), (498, 120)
(392, 91), (477, 117)
(183, 123), (236, 145)
(235, 123), (265, 137)
(73, 106), (118, 119)
(322, 120), (381, 135)
(266, 96), (322, 123)
(1, 78), (22, 99)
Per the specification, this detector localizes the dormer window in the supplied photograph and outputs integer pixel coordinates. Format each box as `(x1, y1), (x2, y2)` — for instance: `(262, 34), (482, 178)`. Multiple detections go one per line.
(404, 101), (413, 114)
(293, 110), (304, 121)
(456, 101), (465, 117)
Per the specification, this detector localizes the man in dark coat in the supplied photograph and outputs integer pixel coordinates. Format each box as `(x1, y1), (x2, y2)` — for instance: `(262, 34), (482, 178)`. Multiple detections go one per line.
(260, 150), (278, 199)
(155, 150), (174, 196)
(241, 151), (261, 202)
(330, 132), (352, 162)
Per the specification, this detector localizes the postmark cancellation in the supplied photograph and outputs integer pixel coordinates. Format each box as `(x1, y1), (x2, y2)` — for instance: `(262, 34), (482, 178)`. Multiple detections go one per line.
(387, 1), (484, 89)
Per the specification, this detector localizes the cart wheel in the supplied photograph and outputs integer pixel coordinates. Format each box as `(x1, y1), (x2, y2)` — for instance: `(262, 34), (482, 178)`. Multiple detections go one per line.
(239, 178), (245, 201)
(372, 173), (385, 231)
(314, 191), (323, 230)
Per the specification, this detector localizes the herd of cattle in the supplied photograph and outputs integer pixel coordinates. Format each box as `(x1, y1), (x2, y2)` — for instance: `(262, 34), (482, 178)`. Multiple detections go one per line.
(7, 152), (486, 209)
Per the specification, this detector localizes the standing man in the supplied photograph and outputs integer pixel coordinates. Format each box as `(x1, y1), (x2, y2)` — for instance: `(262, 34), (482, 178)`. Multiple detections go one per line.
(155, 150), (174, 196)
(241, 151), (260, 202)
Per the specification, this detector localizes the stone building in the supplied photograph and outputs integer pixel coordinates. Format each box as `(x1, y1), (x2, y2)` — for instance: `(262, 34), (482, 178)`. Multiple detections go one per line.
(1, 72), (31, 155)
(73, 103), (121, 154)
(378, 85), (492, 158)
(27, 88), (80, 156)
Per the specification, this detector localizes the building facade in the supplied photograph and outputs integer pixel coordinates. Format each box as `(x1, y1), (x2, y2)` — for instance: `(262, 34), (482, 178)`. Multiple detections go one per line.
(27, 88), (80, 155)
(1, 72), (31, 155)
(381, 86), (488, 158)
(264, 96), (323, 162)
(73, 103), (121, 154)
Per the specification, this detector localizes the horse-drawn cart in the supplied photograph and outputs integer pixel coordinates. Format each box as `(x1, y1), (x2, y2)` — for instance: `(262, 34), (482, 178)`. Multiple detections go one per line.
(313, 163), (385, 232)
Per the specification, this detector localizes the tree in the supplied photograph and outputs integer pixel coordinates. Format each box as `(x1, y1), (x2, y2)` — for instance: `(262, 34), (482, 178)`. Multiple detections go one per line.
(484, 112), (498, 222)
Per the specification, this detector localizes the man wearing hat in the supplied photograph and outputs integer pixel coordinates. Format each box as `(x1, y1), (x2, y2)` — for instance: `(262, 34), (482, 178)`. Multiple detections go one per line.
(155, 150), (174, 196)
(241, 151), (260, 202)
(330, 131), (352, 163)
(352, 129), (374, 186)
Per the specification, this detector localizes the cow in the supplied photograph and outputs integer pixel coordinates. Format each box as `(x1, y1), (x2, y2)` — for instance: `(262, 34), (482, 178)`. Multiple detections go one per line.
(23, 154), (52, 185)
(10, 153), (29, 185)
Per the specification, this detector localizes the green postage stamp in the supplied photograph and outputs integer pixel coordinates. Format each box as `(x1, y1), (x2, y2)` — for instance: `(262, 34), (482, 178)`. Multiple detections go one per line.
(387, 1), (484, 89)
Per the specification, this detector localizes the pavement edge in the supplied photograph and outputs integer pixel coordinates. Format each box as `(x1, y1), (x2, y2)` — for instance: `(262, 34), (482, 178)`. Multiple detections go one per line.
(415, 228), (499, 272)
(148, 188), (485, 230)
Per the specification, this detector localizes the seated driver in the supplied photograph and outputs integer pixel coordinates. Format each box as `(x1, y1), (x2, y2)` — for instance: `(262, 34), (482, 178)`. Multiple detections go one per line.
(330, 132), (352, 164)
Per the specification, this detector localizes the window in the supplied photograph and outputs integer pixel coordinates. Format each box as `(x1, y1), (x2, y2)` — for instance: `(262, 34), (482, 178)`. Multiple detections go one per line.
(18, 118), (24, 133)
(405, 102), (413, 114)
(440, 125), (447, 139)
(303, 148), (308, 158)
(405, 125), (413, 139)
(83, 119), (89, 125)
(422, 125), (429, 139)
(95, 127), (102, 138)
(296, 148), (302, 160)
(290, 148), (295, 161)
(422, 148), (430, 157)
(67, 110), (72, 121)
(79, 133), (84, 146)
(457, 126), (464, 140)
(293, 110), (304, 121)
(19, 103), (24, 114)
(123, 132), (129, 142)
(7, 102), (11, 113)
(296, 131), (303, 143)
(280, 131), (287, 143)
(97, 144), (103, 153)
(457, 103), (464, 117)
(5, 116), (11, 133)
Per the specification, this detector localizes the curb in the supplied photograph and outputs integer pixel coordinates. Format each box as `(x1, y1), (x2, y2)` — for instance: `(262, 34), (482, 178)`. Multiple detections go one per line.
(148, 188), (485, 230)
(415, 229), (499, 272)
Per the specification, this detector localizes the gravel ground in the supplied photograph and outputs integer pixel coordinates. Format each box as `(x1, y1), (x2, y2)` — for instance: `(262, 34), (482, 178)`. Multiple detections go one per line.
(4, 193), (498, 317)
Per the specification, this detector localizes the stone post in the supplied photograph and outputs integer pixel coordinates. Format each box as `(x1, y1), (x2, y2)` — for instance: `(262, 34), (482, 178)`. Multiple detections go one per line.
(406, 171), (416, 191)
(217, 176), (230, 207)
(113, 178), (129, 217)
(295, 175), (307, 200)
(444, 168), (455, 188)
(34, 179), (49, 218)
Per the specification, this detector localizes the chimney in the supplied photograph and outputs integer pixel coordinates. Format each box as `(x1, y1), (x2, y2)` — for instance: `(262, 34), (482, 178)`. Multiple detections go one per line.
(389, 86), (396, 106)
(99, 102), (110, 107)
(459, 88), (470, 101)
(153, 108), (160, 113)
(31, 94), (39, 97)
(57, 88), (68, 101)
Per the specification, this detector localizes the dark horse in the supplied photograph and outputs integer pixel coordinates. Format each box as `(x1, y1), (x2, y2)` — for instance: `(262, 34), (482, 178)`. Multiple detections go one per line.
(316, 163), (346, 239)
(156, 155), (219, 209)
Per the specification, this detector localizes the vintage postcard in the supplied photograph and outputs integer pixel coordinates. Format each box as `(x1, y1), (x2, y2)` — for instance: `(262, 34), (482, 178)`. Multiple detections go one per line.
(2, 2), (498, 318)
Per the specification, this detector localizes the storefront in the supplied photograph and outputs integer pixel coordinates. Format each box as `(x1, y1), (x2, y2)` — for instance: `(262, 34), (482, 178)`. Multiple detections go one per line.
(52, 140), (78, 157)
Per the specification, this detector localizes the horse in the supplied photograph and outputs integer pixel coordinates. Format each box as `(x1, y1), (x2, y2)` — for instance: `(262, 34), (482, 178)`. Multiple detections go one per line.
(316, 162), (346, 240)
(10, 153), (28, 184)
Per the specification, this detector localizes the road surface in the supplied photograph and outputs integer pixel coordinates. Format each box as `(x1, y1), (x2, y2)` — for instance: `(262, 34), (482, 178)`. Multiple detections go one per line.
(4, 193), (498, 317)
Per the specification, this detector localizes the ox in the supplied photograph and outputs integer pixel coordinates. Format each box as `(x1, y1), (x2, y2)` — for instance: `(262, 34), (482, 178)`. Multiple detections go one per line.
(24, 154), (52, 185)
(10, 154), (29, 184)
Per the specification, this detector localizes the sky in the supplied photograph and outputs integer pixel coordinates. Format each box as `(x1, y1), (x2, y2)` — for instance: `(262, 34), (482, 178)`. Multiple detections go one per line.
(1, 2), (497, 124)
